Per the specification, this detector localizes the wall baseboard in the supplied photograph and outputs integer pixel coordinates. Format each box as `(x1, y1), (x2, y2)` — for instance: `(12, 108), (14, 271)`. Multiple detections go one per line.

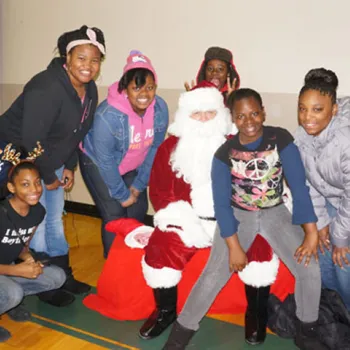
(64, 201), (154, 227)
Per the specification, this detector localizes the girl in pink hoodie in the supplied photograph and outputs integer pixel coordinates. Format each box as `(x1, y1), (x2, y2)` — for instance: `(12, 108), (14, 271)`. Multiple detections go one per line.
(80, 51), (169, 256)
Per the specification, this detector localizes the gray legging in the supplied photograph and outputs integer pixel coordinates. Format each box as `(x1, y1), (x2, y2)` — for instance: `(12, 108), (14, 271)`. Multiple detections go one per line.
(178, 204), (321, 331)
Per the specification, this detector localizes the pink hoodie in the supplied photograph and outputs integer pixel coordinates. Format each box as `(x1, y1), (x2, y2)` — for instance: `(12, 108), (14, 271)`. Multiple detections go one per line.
(107, 82), (155, 175)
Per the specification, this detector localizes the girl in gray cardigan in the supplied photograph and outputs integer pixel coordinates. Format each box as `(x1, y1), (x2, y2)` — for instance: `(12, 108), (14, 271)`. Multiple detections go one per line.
(295, 68), (350, 311)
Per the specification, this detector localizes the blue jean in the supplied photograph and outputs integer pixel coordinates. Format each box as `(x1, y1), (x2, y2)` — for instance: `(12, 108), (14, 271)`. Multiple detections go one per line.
(319, 202), (350, 310)
(0, 266), (65, 315)
(78, 151), (148, 257)
(30, 167), (69, 257)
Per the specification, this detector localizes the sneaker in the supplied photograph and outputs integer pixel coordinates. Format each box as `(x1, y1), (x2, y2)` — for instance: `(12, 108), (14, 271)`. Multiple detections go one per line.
(0, 326), (11, 342)
(7, 305), (31, 322)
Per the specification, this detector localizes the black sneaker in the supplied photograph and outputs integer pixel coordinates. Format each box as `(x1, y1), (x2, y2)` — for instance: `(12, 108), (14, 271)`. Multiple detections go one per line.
(7, 305), (31, 322)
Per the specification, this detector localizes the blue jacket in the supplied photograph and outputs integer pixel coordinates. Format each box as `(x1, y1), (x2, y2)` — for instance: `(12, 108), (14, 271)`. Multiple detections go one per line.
(83, 95), (169, 203)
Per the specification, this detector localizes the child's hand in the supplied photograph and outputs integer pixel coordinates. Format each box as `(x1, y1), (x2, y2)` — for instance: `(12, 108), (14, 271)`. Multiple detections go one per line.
(332, 246), (350, 268)
(13, 260), (43, 279)
(62, 169), (74, 190)
(130, 186), (140, 199)
(184, 80), (195, 92)
(121, 193), (137, 208)
(226, 76), (237, 95)
(294, 231), (319, 266)
(318, 225), (331, 254)
(46, 178), (62, 191)
(228, 245), (248, 272)
(225, 235), (248, 272)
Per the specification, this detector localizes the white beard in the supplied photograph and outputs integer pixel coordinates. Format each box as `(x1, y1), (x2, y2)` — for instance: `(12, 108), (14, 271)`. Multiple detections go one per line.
(170, 115), (229, 218)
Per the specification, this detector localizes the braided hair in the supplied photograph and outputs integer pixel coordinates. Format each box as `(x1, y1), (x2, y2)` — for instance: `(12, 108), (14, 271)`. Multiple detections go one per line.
(299, 68), (338, 104)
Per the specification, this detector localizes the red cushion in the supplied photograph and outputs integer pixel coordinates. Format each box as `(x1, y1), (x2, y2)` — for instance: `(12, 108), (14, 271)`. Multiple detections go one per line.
(83, 235), (295, 320)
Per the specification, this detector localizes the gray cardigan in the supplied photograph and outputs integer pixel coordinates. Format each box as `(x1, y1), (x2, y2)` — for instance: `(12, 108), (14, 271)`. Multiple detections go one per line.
(294, 97), (350, 248)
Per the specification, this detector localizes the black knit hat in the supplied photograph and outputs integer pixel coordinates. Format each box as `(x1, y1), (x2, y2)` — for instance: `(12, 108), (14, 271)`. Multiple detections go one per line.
(204, 47), (233, 64)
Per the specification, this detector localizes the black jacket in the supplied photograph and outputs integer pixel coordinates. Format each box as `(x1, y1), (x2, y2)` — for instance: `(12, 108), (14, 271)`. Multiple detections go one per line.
(0, 57), (98, 184)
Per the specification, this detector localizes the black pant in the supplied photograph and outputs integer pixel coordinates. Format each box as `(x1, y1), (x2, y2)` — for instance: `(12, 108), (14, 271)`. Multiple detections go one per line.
(79, 151), (148, 257)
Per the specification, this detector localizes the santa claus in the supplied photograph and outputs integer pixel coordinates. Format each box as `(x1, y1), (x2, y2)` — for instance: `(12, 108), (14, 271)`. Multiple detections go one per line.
(139, 85), (279, 344)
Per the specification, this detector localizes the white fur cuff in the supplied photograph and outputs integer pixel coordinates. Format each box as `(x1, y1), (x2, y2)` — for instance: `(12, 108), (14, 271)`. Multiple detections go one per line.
(238, 254), (280, 287)
(141, 256), (182, 288)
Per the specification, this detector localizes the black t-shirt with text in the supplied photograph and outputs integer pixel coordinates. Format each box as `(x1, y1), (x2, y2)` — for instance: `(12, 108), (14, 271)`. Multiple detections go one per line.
(0, 199), (45, 265)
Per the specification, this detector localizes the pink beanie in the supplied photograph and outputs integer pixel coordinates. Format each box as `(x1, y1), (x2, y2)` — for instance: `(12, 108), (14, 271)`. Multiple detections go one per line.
(123, 50), (158, 84)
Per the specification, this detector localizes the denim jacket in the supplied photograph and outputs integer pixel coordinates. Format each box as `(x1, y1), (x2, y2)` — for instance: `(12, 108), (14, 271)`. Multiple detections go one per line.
(83, 95), (169, 203)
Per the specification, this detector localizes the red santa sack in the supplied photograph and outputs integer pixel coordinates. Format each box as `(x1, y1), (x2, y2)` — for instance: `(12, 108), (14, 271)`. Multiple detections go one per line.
(83, 219), (295, 320)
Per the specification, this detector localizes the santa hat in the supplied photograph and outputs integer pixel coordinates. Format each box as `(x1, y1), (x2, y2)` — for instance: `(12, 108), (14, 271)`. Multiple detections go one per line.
(178, 86), (226, 115)
(105, 218), (154, 249)
(238, 234), (279, 288)
(122, 50), (158, 84)
(196, 46), (240, 92)
(168, 86), (231, 137)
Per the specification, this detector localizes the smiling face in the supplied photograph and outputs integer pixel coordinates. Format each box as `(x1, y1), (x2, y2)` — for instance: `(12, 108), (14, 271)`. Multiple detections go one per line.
(298, 89), (338, 136)
(7, 168), (42, 207)
(232, 97), (266, 144)
(205, 59), (228, 90)
(66, 44), (102, 88)
(125, 74), (156, 115)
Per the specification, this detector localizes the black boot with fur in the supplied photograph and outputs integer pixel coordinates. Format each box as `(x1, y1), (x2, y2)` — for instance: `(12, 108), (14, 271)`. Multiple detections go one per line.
(245, 284), (270, 345)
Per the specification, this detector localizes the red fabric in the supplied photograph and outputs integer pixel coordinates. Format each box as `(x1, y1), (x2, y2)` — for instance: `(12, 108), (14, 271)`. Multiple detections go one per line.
(105, 218), (143, 238)
(149, 136), (191, 212)
(246, 234), (273, 263)
(83, 137), (295, 320)
(83, 234), (295, 320)
(190, 81), (217, 90)
(144, 226), (197, 270)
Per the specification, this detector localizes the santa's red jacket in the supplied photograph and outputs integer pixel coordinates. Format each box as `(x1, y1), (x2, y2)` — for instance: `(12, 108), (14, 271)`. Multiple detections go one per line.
(142, 135), (279, 289)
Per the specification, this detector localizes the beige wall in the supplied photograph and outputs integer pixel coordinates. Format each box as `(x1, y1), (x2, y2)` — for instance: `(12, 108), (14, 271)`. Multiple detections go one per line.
(1, 0), (350, 209)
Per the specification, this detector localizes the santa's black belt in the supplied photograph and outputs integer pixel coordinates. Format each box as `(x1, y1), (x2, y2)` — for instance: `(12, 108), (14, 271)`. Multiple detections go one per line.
(199, 216), (216, 221)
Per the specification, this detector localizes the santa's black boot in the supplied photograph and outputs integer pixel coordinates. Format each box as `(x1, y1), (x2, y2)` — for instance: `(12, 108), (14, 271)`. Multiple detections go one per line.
(245, 284), (270, 345)
(162, 321), (196, 350)
(139, 286), (177, 340)
(294, 319), (329, 350)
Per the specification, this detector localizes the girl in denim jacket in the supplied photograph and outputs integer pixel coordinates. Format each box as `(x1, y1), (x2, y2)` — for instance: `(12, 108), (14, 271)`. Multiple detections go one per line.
(79, 51), (169, 256)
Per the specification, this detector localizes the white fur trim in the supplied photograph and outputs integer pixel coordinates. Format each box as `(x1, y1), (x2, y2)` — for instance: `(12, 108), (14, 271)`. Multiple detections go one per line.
(154, 200), (212, 248)
(141, 256), (182, 288)
(190, 183), (215, 218)
(124, 225), (154, 248)
(238, 253), (280, 287)
(231, 123), (238, 135)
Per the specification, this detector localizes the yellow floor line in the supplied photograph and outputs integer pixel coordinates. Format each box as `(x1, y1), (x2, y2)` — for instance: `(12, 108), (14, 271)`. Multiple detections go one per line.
(32, 314), (140, 350)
